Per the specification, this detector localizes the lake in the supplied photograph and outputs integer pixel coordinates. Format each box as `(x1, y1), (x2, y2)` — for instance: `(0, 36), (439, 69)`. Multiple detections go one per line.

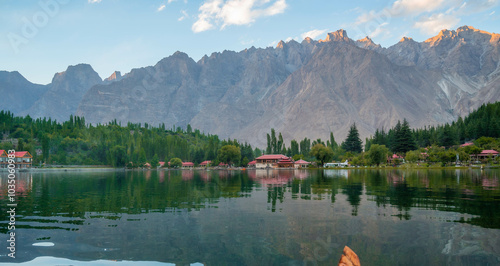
(0, 169), (499, 265)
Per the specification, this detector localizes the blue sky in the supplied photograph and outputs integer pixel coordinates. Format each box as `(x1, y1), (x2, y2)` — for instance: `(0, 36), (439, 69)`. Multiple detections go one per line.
(1, 0), (499, 84)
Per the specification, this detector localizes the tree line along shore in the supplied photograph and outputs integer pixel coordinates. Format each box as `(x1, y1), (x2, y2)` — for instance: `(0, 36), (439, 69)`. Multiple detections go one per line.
(0, 102), (499, 169)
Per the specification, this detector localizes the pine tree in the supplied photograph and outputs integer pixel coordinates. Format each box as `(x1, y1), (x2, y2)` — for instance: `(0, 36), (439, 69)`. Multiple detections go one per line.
(342, 124), (363, 153)
(399, 119), (417, 152)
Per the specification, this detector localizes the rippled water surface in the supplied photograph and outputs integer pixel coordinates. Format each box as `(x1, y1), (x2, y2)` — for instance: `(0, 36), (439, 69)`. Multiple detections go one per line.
(0, 169), (499, 265)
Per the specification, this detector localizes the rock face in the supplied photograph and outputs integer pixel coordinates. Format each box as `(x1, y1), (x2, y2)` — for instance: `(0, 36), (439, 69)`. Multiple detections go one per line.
(2, 25), (500, 147)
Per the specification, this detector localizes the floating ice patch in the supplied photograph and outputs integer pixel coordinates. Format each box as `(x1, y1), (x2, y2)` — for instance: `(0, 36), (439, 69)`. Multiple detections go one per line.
(32, 242), (55, 247)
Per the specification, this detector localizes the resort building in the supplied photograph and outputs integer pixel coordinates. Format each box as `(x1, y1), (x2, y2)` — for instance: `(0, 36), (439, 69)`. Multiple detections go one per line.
(16, 151), (33, 169)
(276, 157), (294, 168)
(0, 150), (7, 169)
(199, 160), (211, 167)
(0, 151), (33, 169)
(255, 154), (294, 168)
(471, 150), (499, 162)
(294, 159), (311, 168)
(247, 160), (256, 168)
(182, 162), (194, 169)
(460, 142), (474, 148)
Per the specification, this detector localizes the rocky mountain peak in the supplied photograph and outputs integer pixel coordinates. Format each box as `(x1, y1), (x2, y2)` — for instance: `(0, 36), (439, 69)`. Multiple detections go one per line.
(51, 64), (102, 85)
(457, 25), (499, 44)
(358, 36), (374, 43)
(0, 71), (27, 83)
(320, 29), (352, 43)
(303, 37), (313, 43)
(276, 40), (286, 49)
(399, 37), (414, 43)
(356, 36), (382, 50)
(457, 25), (479, 33)
(423, 26), (499, 47)
(104, 71), (122, 82)
(424, 29), (458, 47)
(156, 51), (197, 69)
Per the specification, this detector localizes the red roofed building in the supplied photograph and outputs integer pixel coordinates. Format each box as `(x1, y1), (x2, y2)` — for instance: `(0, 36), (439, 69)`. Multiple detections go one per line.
(247, 160), (256, 168)
(182, 162), (194, 169)
(0, 150), (7, 169)
(218, 162), (228, 167)
(9, 151), (33, 169)
(472, 150), (499, 162)
(159, 161), (165, 168)
(294, 159), (311, 168)
(255, 154), (289, 168)
(199, 160), (211, 167)
(460, 142), (474, 148)
(277, 157), (294, 168)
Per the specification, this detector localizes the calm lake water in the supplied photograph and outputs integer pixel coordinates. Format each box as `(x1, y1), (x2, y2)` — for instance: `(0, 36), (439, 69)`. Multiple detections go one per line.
(0, 169), (499, 265)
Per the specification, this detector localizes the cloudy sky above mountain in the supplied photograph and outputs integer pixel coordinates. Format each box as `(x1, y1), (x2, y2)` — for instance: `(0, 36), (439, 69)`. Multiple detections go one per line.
(1, 0), (499, 84)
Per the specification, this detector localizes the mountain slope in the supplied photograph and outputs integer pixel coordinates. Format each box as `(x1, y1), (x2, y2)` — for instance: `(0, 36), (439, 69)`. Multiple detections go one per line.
(21, 64), (102, 122)
(234, 39), (453, 146)
(0, 71), (47, 114)
(1, 25), (499, 147)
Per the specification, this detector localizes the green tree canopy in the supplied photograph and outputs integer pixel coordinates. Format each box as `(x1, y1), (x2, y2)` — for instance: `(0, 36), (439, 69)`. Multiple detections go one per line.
(241, 157), (249, 167)
(217, 145), (241, 166)
(150, 154), (159, 168)
(310, 144), (334, 166)
(169, 158), (182, 168)
(367, 144), (389, 166)
(405, 150), (420, 163)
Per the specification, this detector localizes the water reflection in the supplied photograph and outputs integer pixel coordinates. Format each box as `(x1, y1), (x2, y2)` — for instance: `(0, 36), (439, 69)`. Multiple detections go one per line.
(0, 169), (499, 265)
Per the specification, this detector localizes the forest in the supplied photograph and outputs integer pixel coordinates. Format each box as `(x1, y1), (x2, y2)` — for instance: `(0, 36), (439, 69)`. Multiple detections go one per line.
(0, 113), (255, 167)
(0, 102), (499, 167)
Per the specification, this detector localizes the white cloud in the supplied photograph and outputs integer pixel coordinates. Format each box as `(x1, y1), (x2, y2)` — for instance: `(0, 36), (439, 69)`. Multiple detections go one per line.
(178, 10), (189, 21)
(390, 0), (449, 16)
(413, 13), (460, 34)
(192, 0), (287, 33)
(192, 0), (222, 32)
(88, 0), (102, 3)
(353, 0), (498, 39)
(369, 22), (389, 38)
(356, 0), (453, 25)
(455, 0), (499, 14)
(157, 4), (166, 12)
(300, 29), (327, 40)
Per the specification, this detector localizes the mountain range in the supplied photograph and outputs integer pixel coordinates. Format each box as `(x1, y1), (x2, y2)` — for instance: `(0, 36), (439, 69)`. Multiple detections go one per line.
(2, 25), (499, 148)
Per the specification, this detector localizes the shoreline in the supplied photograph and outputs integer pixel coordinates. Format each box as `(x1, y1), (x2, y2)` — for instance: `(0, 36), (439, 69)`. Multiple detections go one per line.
(1, 165), (498, 173)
